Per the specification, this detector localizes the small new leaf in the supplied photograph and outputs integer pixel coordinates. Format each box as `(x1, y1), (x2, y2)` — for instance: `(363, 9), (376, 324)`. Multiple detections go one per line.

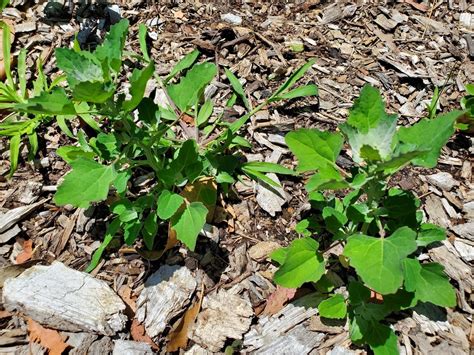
(347, 85), (386, 133)
(318, 294), (347, 319)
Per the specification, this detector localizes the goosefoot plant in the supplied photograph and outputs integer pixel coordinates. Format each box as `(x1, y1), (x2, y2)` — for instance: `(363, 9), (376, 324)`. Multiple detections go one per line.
(1, 20), (317, 270)
(272, 85), (460, 354)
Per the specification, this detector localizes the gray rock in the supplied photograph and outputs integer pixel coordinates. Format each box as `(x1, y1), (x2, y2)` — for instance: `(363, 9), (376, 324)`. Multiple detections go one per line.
(112, 340), (153, 355)
(426, 172), (459, 191)
(220, 13), (242, 25)
(136, 265), (196, 340)
(2, 261), (127, 335)
(452, 222), (474, 241)
(256, 173), (287, 217)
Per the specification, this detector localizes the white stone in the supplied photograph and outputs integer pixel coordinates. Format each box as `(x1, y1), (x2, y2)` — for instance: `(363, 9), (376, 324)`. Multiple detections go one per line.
(112, 340), (153, 355)
(136, 265), (196, 339)
(220, 13), (242, 25)
(426, 172), (459, 191)
(2, 262), (127, 335)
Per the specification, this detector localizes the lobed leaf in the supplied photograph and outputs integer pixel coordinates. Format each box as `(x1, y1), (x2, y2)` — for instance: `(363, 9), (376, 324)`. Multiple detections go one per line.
(170, 201), (208, 251)
(273, 237), (326, 288)
(343, 227), (417, 294)
(54, 158), (117, 208)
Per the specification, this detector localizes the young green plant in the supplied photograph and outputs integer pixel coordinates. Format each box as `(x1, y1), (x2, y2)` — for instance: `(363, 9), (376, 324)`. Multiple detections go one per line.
(272, 85), (460, 354)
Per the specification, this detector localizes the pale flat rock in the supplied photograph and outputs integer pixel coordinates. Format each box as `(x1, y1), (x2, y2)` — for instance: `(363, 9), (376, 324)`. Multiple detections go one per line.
(220, 13), (242, 25)
(256, 173), (287, 217)
(251, 323), (324, 354)
(0, 199), (46, 233)
(112, 340), (153, 355)
(425, 195), (451, 229)
(248, 241), (281, 261)
(0, 224), (21, 244)
(462, 201), (474, 219)
(426, 172), (459, 191)
(244, 301), (319, 353)
(63, 332), (98, 355)
(136, 265), (196, 340)
(452, 222), (474, 241)
(191, 289), (253, 352)
(453, 240), (474, 262)
(88, 337), (114, 355)
(2, 261), (127, 335)
(328, 346), (357, 355)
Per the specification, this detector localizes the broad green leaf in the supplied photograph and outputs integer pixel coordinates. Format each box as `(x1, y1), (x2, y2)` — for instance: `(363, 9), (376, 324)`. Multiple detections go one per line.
(171, 201), (208, 251)
(241, 161), (296, 175)
(344, 227), (417, 294)
(142, 212), (157, 250)
(416, 223), (446, 247)
(122, 62), (155, 112)
(71, 81), (115, 103)
(94, 19), (129, 73)
(397, 111), (461, 168)
(56, 48), (103, 86)
(273, 237), (326, 288)
(113, 169), (131, 194)
(197, 99), (213, 126)
(271, 59), (315, 98)
(271, 84), (318, 101)
(270, 247), (288, 265)
(165, 49), (200, 83)
(340, 114), (397, 164)
(56, 146), (96, 163)
(383, 188), (420, 230)
(322, 206), (347, 234)
(318, 294), (347, 319)
(94, 133), (119, 160)
(138, 23), (150, 62)
(15, 88), (76, 115)
(363, 321), (399, 355)
(123, 220), (142, 245)
(224, 68), (250, 110)
(85, 218), (121, 272)
(403, 259), (456, 307)
(8, 134), (20, 176)
(167, 62), (217, 111)
(305, 167), (348, 191)
(157, 190), (184, 220)
(54, 158), (117, 208)
(346, 85), (386, 134)
(56, 115), (74, 138)
(465, 83), (474, 96)
(285, 128), (344, 172)
(138, 97), (160, 124)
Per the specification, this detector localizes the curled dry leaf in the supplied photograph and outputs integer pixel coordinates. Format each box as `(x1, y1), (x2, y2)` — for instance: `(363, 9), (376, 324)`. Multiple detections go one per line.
(261, 285), (297, 316)
(16, 240), (33, 264)
(167, 285), (204, 352)
(130, 319), (159, 350)
(27, 318), (69, 355)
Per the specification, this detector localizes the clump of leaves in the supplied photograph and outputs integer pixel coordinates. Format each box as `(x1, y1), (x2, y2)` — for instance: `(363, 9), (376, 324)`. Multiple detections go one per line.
(2, 20), (317, 270)
(272, 85), (461, 354)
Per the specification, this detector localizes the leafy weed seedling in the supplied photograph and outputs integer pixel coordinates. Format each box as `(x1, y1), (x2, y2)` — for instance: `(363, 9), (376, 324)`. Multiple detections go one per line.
(272, 85), (461, 354)
(1, 20), (317, 271)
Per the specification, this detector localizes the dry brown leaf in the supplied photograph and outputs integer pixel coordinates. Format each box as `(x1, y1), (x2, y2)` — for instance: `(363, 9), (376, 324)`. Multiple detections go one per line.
(0, 310), (12, 319)
(27, 318), (68, 355)
(118, 285), (137, 319)
(130, 319), (159, 350)
(261, 285), (297, 316)
(167, 285), (204, 352)
(16, 240), (33, 264)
